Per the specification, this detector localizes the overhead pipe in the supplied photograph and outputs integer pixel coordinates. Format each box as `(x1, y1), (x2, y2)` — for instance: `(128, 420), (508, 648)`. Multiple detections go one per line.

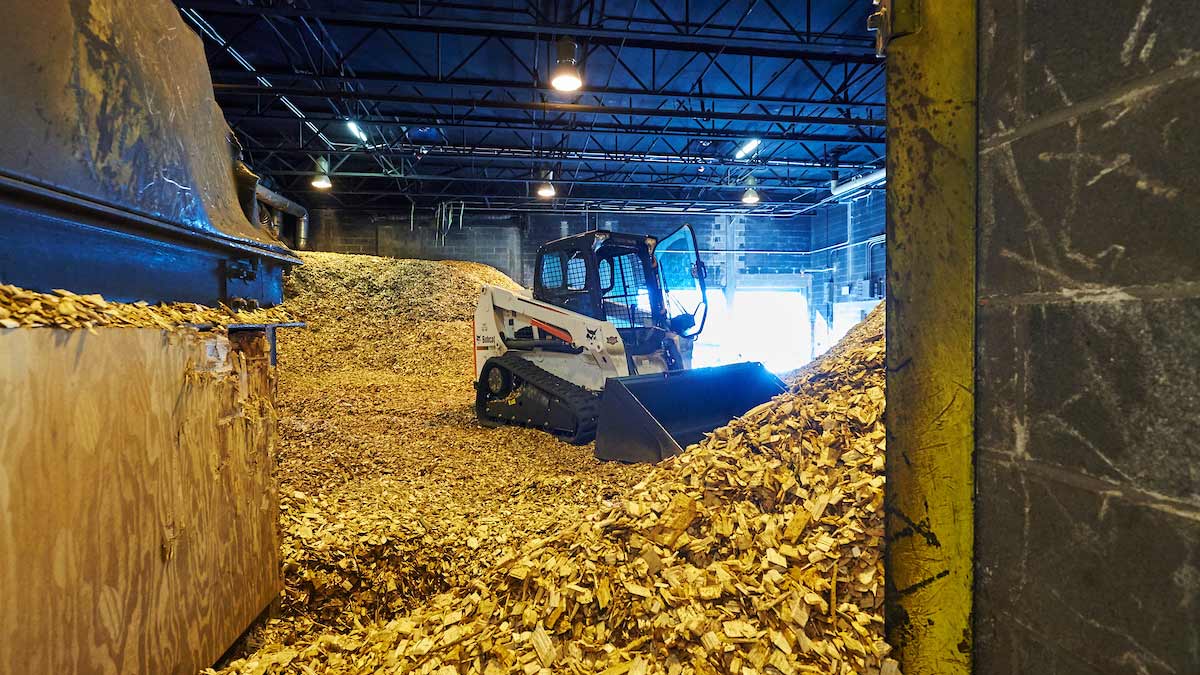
(255, 184), (310, 250)
(794, 168), (886, 215)
(297, 214), (311, 251)
(233, 161), (262, 227)
(368, 207), (512, 226)
(829, 168), (886, 198)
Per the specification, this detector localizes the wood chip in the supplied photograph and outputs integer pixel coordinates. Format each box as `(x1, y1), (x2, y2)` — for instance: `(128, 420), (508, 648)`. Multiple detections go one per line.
(204, 253), (896, 675)
(0, 283), (292, 330)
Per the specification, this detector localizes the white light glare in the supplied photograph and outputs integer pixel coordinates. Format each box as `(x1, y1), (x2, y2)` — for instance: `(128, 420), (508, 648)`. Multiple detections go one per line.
(537, 182), (557, 198)
(741, 187), (760, 204)
(311, 174), (332, 189)
(346, 121), (368, 142)
(551, 65), (583, 92)
(734, 138), (761, 159)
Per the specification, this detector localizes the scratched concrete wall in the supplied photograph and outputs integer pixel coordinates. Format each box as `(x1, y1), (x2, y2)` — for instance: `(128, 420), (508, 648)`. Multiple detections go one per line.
(976, 1), (1200, 672)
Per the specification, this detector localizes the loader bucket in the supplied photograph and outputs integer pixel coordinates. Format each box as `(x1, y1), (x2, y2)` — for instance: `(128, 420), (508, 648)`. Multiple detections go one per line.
(594, 362), (786, 463)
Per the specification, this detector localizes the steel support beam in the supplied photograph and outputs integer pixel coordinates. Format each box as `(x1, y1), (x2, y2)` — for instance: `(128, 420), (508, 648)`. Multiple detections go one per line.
(265, 170), (823, 191)
(227, 111), (885, 147)
(293, 193), (819, 216)
(240, 143), (871, 171)
(213, 84), (886, 127)
(175, 2), (881, 62)
(209, 68), (888, 111)
(270, 171), (813, 204)
(349, 0), (876, 49)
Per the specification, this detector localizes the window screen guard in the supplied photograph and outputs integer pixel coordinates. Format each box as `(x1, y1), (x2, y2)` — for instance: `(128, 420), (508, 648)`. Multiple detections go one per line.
(566, 254), (587, 290)
(601, 253), (654, 328)
(540, 252), (564, 289)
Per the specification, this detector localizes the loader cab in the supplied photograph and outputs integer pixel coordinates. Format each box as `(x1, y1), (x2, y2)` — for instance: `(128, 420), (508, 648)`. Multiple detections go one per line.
(535, 230), (661, 327)
(533, 226), (708, 346)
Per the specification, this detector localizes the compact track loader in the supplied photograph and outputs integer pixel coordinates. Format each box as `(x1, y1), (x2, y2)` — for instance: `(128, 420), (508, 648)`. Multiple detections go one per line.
(473, 225), (785, 463)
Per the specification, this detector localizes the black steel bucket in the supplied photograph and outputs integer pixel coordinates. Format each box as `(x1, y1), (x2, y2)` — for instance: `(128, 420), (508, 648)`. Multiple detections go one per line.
(594, 361), (786, 463)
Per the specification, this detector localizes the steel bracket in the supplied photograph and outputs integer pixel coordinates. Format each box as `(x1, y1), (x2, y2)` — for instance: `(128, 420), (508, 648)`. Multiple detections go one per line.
(868, 0), (922, 57)
(224, 258), (258, 281)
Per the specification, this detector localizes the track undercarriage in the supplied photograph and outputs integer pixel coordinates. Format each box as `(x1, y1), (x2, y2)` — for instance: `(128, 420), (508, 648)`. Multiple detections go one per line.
(474, 353), (600, 445)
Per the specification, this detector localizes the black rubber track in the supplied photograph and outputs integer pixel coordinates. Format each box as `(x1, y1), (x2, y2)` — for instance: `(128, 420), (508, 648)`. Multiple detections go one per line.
(475, 352), (600, 444)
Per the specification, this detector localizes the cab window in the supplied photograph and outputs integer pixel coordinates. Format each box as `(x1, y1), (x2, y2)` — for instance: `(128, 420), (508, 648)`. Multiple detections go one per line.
(598, 258), (613, 291)
(566, 254), (588, 291)
(539, 251), (564, 290)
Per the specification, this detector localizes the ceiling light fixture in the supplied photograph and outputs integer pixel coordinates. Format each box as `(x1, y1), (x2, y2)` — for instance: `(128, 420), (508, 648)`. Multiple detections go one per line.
(741, 175), (761, 204)
(550, 37), (583, 92)
(734, 138), (761, 159)
(346, 120), (368, 143)
(536, 169), (556, 198)
(311, 156), (332, 189)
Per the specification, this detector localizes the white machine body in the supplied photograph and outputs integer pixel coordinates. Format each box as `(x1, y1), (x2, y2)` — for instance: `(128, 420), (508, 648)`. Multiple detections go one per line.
(473, 285), (692, 392)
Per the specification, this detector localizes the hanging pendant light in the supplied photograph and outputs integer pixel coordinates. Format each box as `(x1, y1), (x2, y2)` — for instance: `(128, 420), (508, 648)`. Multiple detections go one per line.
(311, 156), (332, 189)
(536, 169), (556, 198)
(741, 175), (762, 204)
(550, 38), (583, 92)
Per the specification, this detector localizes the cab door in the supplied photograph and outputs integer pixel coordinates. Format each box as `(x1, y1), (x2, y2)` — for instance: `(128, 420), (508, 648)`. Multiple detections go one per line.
(535, 246), (601, 319)
(653, 224), (708, 337)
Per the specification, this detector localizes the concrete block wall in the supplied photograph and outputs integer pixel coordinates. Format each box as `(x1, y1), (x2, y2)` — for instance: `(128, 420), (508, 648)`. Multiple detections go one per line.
(850, 191), (886, 286)
(807, 191), (886, 295)
(308, 208), (830, 293)
(975, 1), (1200, 672)
(308, 209), (379, 255)
(307, 209), (526, 281)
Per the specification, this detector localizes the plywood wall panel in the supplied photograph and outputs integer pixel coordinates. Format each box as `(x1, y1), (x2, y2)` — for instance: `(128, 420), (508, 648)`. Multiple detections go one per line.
(0, 328), (279, 674)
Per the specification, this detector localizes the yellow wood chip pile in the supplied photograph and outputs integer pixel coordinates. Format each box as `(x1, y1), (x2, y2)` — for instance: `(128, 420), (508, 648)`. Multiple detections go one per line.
(277, 490), (454, 630)
(231, 252), (650, 651)
(0, 283), (292, 329)
(215, 298), (893, 675)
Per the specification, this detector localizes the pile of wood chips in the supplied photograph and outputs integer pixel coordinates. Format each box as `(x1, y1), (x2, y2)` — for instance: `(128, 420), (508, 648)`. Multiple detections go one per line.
(237, 252), (650, 649)
(216, 247), (893, 675)
(0, 283), (292, 329)
(277, 489), (455, 629)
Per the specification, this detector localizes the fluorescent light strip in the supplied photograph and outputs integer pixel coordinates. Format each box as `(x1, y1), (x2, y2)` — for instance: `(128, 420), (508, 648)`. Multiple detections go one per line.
(347, 121), (369, 142)
(734, 138), (761, 159)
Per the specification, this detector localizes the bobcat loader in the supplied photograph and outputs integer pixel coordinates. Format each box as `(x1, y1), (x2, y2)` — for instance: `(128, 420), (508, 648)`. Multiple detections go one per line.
(473, 225), (784, 463)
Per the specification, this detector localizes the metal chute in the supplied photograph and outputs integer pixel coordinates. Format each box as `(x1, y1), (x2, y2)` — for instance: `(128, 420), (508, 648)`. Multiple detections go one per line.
(594, 362), (786, 463)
